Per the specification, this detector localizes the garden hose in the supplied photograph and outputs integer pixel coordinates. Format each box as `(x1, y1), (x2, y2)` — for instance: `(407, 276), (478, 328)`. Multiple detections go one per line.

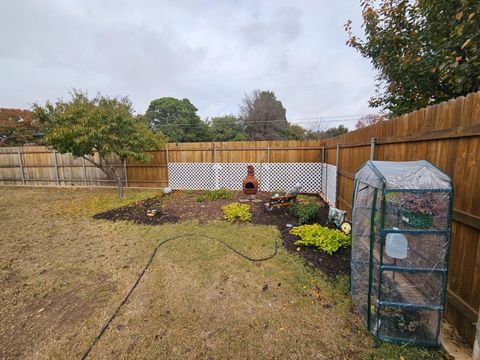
(80, 233), (279, 360)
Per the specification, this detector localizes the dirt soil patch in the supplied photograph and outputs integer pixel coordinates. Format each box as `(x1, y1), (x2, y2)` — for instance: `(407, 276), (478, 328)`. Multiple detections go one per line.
(93, 196), (179, 225)
(93, 190), (350, 278)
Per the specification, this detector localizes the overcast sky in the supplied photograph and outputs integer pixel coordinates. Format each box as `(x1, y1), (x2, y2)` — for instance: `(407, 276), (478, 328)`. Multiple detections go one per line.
(0, 0), (377, 129)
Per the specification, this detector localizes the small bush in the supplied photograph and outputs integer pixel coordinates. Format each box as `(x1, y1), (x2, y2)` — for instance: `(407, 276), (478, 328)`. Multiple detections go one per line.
(295, 194), (317, 204)
(222, 202), (252, 223)
(290, 224), (350, 255)
(196, 188), (233, 202)
(289, 202), (320, 224)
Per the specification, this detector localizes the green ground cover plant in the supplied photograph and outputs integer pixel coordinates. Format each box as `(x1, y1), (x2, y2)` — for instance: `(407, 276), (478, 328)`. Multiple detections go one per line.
(222, 202), (252, 223)
(196, 188), (233, 202)
(290, 224), (351, 255)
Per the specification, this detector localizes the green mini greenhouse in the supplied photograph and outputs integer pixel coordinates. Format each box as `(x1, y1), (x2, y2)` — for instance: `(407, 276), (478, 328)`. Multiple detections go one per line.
(350, 160), (453, 346)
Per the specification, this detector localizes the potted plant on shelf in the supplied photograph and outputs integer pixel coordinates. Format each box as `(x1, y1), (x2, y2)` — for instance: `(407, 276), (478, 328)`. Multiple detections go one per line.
(391, 192), (444, 229)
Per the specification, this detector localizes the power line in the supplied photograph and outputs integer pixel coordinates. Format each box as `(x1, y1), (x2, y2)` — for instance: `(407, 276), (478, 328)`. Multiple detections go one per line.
(150, 114), (373, 128)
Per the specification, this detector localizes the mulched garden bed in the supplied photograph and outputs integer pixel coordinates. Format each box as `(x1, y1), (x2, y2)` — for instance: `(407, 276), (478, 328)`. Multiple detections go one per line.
(93, 196), (179, 225)
(93, 191), (350, 278)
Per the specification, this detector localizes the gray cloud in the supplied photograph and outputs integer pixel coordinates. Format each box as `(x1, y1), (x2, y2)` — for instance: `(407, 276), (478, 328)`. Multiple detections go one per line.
(0, 0), (376, 129)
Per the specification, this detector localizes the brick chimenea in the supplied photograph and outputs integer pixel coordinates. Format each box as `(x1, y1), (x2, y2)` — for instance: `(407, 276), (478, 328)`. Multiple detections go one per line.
(242, 165), (259, 195)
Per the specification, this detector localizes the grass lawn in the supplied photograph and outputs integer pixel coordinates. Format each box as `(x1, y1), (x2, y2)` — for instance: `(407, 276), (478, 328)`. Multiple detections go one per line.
(0, 187), (449, 359)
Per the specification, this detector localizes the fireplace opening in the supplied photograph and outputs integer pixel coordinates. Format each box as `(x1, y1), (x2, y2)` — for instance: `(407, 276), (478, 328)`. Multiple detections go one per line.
(245, 182), (254, 189)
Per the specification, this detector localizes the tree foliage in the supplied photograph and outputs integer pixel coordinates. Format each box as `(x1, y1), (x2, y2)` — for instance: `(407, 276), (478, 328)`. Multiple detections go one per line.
(145, 97), (210, 142)
(0, 108), (43, 146)
(240, 90), (288, 140)
(324, 125), (349, 138)
(346, 0), (480, 116)
(282, 123), (309, 140)
(33, 90), (164, 197)
(208, 115), (247, 141)
(355, 114), (385, 129)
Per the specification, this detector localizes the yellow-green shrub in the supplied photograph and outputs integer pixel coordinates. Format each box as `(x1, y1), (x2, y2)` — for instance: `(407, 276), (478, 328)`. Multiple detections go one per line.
(222, 202), (252, 223)
(196, 188), (233, 202)
(290, 224), (350, 255)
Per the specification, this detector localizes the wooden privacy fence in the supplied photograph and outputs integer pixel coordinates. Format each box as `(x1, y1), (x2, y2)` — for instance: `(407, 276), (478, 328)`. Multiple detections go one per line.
(0, 141), (326, 188)
(0, 91), (479, 346)
(0, 147), (127, 187)
(321, 91), (480, 347)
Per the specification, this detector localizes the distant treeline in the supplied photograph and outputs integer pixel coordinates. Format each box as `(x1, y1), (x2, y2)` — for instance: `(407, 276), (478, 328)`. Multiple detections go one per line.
(1, 90), (381, 146)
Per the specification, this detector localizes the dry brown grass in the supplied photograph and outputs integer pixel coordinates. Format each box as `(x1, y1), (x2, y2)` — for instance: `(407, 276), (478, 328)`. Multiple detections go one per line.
(0, 187), (448, 360)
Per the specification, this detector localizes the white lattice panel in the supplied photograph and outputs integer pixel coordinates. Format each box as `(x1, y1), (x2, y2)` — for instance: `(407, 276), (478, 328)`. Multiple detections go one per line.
(168, 162), (336, 198)
(216, 163), (264, 190)
(264, 163), (323, 193)
(167, 163), (216, 189)
(323, 164), (337, 206)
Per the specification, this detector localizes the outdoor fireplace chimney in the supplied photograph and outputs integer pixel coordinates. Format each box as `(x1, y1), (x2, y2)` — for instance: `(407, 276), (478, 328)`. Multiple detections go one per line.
(243, 165), (259, 195)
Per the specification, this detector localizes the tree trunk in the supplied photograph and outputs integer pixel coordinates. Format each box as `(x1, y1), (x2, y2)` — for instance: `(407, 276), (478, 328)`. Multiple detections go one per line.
(116, 175), (124, 198)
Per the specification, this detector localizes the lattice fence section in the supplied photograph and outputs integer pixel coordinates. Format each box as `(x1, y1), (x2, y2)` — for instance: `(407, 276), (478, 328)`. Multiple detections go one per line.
(264, 163), (323, 193)
(167, 163), (216, 189)
(168, 162), (337, 199)
(217, 163), (264, 190)
(322, 163), (337, 206)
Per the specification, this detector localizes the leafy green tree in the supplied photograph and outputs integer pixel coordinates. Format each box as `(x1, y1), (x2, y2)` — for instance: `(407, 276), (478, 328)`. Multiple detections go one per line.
(240, 90), (288, 140)
(208, 115), (247, 141)
(324, 125), (349, 138)
(282, 123), (308, 140)
(33, 90), (165, 198)
(346, 0), (480, 116)
(145, 97), (210, 142)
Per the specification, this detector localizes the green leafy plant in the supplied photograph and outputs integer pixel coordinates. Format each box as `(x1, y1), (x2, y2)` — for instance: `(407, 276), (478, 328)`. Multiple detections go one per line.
(196, 188), (233, 203)
(290, 224), (350, 255)
(289, 202), (320, 224)
(33, 90), (165, 198)
(345, 0), (480, 116)
(222, 202), (252, 223)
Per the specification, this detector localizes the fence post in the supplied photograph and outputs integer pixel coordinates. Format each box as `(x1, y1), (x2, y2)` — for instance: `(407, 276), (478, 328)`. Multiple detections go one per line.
(123, 158), (128, 188)
(165, 146), (170, 188)
(335, 143), (340, 208)
(474, 307), (480, 360)
(212, 143), (219, 189)
(82, 157), (87, 186)
(17, 149), (25, 185)
(53, 151), (60, 186)
(320, 147), (325, 195)
(370, 138), (376, 160)
(267, 146), (270, 163)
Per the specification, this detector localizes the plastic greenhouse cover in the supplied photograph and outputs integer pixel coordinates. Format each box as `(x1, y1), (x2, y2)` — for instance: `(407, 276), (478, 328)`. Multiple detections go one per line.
(355, 161), (452, 190)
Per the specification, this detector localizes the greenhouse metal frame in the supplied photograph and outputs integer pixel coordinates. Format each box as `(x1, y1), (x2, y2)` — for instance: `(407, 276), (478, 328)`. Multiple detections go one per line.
(349, 160), (453, 347)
